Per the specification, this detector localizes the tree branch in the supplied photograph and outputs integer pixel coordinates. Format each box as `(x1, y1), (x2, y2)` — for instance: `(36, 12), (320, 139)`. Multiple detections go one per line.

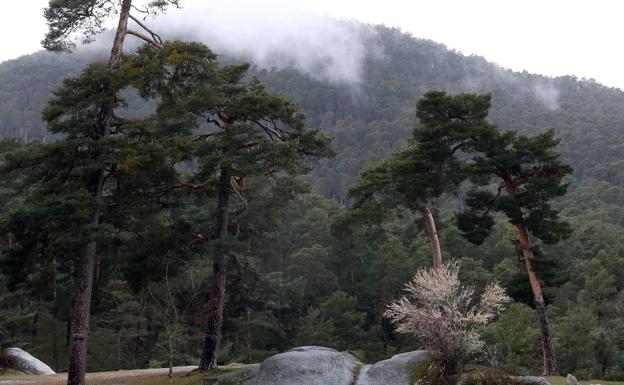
(192, 132), (217, 142)
(152, 179), (215, 199)
(129, 14), (163, 45)
(188, 233), (211, 247)
(230, 177), (248, 209)
(254, 119), (286, 141)
(131, 4), (149, 14)
(450, 141), (469, 154)
(126, 29), (162, 48)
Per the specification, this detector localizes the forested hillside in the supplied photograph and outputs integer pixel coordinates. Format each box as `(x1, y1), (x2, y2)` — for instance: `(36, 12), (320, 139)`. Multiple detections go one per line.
(2, 25), (624, 212)
(1, 21), (624, 380)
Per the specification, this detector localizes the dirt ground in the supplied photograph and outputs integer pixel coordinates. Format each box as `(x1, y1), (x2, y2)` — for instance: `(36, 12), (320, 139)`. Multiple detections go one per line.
(3, 370), (622, 385)
(0, 365), (240, 385)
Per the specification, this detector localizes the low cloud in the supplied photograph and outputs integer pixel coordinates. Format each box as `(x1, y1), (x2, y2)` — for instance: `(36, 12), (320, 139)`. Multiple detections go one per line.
(532, 80), (560, 110)
(142, 0), (376, 84)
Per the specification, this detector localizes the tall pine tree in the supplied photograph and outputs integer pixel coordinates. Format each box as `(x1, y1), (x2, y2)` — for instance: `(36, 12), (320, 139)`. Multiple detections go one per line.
(29, 2), (179, 383)
(456, 127), (571, 375)
(124, 41), (333, 369)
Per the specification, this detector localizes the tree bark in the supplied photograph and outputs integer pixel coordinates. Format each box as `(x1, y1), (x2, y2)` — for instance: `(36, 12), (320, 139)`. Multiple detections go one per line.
(66, 2), (131, 385)
(168, 334), (174, 385)
(67, 240), (98, 385)
(514, 223), (559, 375)
(245, 306), (252, 364)
(199, 167), (231, 370)
(503, 178), (558, 376)
(107, 1), (131, 69)
(422, 208), (442, 270)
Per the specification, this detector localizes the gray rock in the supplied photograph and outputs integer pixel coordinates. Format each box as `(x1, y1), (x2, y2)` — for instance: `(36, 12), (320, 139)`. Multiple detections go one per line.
(513, 376), (552, 385)
(242, 346), (360, 385)
(566, 374), (580, 385)
(1, 348), (55, 375)
(355, 350), (428, 385)
(207, 364), (260, 385)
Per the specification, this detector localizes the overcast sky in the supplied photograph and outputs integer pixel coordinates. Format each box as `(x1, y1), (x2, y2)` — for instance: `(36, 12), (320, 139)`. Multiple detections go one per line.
(2, 0), (623, 89)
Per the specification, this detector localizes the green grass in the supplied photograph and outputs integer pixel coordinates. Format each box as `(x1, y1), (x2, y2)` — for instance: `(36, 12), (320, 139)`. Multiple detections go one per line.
(546, 376), (624, 385)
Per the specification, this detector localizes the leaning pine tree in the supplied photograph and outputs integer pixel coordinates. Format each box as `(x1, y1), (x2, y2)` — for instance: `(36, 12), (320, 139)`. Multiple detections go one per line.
(455, 103), (571, 376)
(348, 91), (491, 269)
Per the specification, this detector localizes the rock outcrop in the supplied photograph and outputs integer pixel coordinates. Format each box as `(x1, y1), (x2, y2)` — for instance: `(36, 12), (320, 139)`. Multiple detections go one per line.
(0, 348), (55, 375)
(356, 350), (428, 385)
(566, 374), (580, 385)
(206, 364), (260, 385)
(243, 346), (359, 385)
(210, 346), (429, 385)
(207, 346), (551, 385)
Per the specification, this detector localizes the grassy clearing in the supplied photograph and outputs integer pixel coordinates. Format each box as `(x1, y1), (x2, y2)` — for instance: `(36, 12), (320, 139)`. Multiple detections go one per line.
(546, 376), (624, 385)
(0, 365), (242, 385)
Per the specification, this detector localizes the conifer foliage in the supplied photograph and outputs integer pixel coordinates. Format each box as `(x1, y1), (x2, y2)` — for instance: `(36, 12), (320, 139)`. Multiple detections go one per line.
(3, 17), (333, 379)
(348, 91), (490, 269)
(355, 91), (571, 375)
(0, 2), (594, 380)
(455, 126), (572, 375)
(404, 91), (571, 375)
(124, 42), (333, 369)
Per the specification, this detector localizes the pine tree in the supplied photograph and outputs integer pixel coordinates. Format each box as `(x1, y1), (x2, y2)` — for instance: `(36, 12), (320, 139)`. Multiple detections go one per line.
(348, 91), (489, 269)
(124, 42), (333, 369)
(455, 115), (572, 376)
(355, 90), (571, 375)
(40, 2), (180, 383)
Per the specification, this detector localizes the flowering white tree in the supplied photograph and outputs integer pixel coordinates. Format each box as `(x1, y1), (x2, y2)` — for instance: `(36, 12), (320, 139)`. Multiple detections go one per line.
(385, 261), (510, 372)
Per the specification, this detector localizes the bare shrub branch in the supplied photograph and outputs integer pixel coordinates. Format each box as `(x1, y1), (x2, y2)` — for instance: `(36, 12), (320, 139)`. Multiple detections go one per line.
(385, 260), (510, 372)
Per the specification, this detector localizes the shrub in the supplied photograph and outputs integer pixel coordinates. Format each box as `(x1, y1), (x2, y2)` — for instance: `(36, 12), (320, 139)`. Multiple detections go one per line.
(385, 261), (510, 373)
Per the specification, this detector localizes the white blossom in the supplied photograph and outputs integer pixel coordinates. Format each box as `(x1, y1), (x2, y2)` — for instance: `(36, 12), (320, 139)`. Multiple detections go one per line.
(385, 261), (510, 369)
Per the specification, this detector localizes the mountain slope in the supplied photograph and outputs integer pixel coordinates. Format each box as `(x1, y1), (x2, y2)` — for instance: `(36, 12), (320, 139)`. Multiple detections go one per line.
(0, 24), (623, 220)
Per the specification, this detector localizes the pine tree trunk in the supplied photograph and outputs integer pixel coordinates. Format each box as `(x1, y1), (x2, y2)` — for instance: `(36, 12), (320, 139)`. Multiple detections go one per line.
(107, 1), (131, 68)
(67, 240), (97, 385)
(514, 223), (559, 376)
(168, 334), (174, 385)
(245, 307), (252, 364)
(503, 176), (558, 375)
(31, 310), (39, 337)
(199, 167), (231, 370)
(145, 314), (155, 367)
(422, 208), (442, 270)
(66, 2), (131, 385)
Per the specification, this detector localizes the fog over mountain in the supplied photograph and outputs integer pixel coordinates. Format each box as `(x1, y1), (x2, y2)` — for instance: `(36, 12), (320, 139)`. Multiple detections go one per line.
(97, 1), (376, 85)
(2, 12), (624, 214)
(126, 3), (566, 107)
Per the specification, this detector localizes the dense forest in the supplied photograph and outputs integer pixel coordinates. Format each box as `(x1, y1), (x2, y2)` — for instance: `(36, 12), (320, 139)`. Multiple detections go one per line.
(1, 10), (624, 383)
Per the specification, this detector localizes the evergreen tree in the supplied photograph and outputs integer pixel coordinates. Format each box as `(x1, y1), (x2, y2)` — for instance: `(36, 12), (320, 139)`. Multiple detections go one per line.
(124, 42), (333, 369)
(348, 91), (492, 269)
(0, 60), (181, 378)
(456, 112), (572, 375)
(40, 2), (179, 383)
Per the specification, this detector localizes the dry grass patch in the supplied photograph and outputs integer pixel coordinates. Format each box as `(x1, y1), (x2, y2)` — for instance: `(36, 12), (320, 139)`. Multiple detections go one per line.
(545, 376), (624, 385)
(0, 365), (244, 385)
